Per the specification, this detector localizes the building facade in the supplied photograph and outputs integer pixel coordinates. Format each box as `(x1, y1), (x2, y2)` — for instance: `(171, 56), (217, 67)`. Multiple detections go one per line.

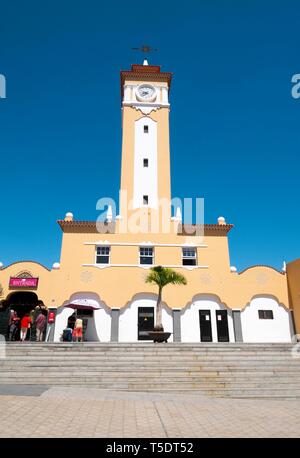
(0, 61), (297, 343)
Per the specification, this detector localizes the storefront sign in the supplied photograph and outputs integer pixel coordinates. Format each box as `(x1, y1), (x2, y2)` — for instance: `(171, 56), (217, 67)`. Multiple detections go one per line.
(9, 277), (39, 288)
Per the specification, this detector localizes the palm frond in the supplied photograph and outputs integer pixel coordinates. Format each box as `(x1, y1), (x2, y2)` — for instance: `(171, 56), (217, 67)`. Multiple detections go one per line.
(145, 266), (187, 288)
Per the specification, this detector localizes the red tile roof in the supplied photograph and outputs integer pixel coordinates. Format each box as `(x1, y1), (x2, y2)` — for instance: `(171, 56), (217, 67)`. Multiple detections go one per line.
(57, 220), (233, 235)
(57, 220), (116, 234)
(178, 224), (234, 236)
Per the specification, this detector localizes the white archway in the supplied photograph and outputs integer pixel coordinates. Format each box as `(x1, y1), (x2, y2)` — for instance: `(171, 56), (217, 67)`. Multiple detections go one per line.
(54, 292), (111, 342)
(241, 295), (293, 342)
(119, 293), (173, 342)
(181, 294), (235, 343)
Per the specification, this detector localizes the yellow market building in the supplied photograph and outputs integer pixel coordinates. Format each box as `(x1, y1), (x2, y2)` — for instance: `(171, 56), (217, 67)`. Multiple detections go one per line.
(0, 61), (298, 343)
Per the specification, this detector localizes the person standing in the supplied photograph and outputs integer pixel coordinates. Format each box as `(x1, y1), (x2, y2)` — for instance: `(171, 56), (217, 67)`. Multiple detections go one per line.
(8, 311), (20, 341)
(7, 309), (15, 338)
(73, 316), (83, 342)
(20, 313), (32, 342)
(35, 311), (46, 342)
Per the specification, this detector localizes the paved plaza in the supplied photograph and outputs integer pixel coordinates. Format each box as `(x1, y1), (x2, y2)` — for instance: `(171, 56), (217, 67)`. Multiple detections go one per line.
(0, 386), (299, 438)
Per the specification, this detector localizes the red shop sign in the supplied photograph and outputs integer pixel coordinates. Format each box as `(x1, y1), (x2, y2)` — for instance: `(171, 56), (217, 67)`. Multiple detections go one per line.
(9, 277), (39, 288)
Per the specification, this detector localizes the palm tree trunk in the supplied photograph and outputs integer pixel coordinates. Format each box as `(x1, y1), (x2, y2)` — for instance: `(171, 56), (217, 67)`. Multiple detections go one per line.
(155, 286), (163, 331)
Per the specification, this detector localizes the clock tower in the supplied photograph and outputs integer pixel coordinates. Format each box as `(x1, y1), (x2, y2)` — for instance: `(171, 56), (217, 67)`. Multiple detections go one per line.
(119, 61), (173, 231)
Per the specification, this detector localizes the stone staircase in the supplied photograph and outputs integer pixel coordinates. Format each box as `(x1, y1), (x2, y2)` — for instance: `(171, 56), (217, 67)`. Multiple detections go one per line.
(0, 343), (299, 398)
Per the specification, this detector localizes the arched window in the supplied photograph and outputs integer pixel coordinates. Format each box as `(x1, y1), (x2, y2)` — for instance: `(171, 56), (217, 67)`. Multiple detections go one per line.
(15, 271), (33, 278)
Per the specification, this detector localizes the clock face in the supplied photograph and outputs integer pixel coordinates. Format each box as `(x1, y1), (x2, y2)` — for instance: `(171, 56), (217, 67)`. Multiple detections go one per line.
(136, 84), (156, 102)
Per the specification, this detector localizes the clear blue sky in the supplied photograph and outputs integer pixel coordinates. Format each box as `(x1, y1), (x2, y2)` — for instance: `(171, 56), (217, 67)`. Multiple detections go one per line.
(0, 0), (299, 271)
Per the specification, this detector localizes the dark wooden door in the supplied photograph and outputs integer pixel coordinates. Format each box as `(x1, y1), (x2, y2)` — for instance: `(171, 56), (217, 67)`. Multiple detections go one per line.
(138, 307), (154, 340)
(199, 310), (212, 342)
(216, 310), (229, 342)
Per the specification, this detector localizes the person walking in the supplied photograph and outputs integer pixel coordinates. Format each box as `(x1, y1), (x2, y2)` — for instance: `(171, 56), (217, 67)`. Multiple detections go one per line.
(20, 313), (32, 342)
(35, 311), (46, 342)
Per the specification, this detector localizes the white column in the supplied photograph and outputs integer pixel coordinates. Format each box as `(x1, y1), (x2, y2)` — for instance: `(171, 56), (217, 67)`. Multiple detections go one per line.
(161, 87), (168, 103)
(124, 85), (131, 102)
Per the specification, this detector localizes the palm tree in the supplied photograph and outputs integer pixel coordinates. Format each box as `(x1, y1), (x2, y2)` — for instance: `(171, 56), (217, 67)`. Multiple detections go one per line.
(145, 266), (187, 332)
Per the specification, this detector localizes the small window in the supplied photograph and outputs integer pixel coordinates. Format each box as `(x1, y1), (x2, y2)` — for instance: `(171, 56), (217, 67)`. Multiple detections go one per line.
(143, 158), (149, 167)
(258, 310), (274, 320)
(96, 246), (110, 264)
(182, 248), (197, 266)
(140, 247), (154, 265)
(143, 195), (149, 205)
(144, 125), (149, 133)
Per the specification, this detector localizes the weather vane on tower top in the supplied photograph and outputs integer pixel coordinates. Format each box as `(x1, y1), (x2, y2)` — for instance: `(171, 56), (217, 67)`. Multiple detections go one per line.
(131, 45), (158, 65)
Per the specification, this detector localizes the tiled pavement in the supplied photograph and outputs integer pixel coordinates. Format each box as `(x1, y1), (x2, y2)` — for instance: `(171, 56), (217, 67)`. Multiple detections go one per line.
(0, 386), (300, 438)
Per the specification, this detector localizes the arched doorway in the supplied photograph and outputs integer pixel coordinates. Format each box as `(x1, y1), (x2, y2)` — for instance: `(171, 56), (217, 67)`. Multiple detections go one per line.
(0, 292), (45, 341)
(241, 295), (293, 342)
(54, 293), (111, 342)
(119, 294), (173, 342)
(181, 294), (235, 343)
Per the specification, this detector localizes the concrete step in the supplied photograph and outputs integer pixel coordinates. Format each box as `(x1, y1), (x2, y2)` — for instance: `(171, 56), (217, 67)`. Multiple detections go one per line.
(1, 365), (300, 373)
(5, 340), (293, 350)
(4, 349), (296, 355)
(4, 347), (295, 354)
(1, 361), (300, 369)
(0, 375), (299, 385)
(3, 349), (296, 356)
(4, 345), (296, 353)
(4, 358), (295, 364)
(1, 375), (300, 386)
(1, 365), (300, 374)
(2, 354), (298, 361)
(1, 364), (298, 372)
(6, 354), (294, 360)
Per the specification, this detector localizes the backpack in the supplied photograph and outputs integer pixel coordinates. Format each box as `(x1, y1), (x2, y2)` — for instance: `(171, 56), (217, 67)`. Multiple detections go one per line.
(62, 329), (72, 342)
